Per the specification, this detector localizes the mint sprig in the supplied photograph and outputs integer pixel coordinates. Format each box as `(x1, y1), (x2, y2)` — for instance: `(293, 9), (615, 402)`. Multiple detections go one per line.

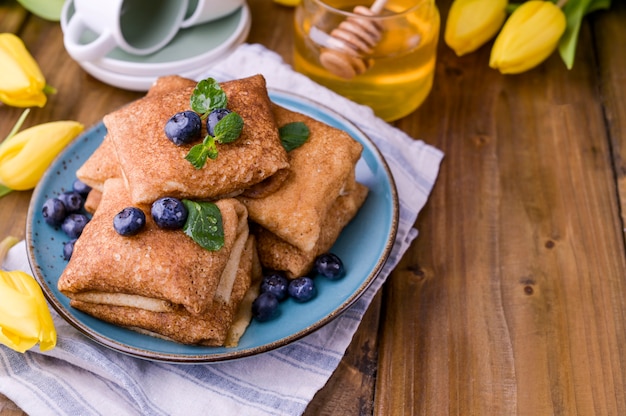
(185, 138), (218, 168)
(190, 78), (227, 118)
(185, 78), (244, 169)
(279, 122), (310, 152)
(182, 199), (224, 251)
(185, 111), (244, 168)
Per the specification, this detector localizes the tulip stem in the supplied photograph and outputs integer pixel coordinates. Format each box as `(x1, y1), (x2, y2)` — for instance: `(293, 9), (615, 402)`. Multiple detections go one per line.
(0, 236), (19, 265)
(43, 84), (57, 95)
(556, 0), (568, 8)
(2, 108), (29, 144)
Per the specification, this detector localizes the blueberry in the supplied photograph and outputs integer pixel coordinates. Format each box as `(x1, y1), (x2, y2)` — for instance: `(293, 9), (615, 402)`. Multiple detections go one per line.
(42, 197), (67, 226)
(260, 272), (289, 301)
(151, 197), (188, 229)
(63, 239), (77, 261)
(72, 179), (92, 197)
(58, 191), (84, 213)
(61, 213), (89, 238)
(206, 108), (231, 136)
(251, 292), (280, 322)
(113, 207), (146, 236)
(164, 111), (202, 145)
(288, 276), (317, 303)
(314, 253), (345, 280)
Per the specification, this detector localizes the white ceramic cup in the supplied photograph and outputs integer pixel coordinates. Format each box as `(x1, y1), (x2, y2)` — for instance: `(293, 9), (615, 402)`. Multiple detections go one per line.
(63, 0), (189, 61)
(181, 0), (244, 28)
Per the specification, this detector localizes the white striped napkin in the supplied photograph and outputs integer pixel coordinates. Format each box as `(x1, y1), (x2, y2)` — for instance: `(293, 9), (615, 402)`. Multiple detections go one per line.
(0, 43), (443, 416)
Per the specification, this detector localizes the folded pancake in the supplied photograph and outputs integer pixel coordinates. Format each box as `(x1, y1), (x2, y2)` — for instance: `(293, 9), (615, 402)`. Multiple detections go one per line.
(254, 173), (368, 278)
(83, 189), (101, 214)
(238, 105), (364, 254)
(75, 136), (121, 193)
(69, 236), (258, 346)
(147, 75), (196, 97)
(77, 76), (290, 203)
(103, 74), (289, 205)
(58, 178), (250, 317)
(76, 76), (194, 193)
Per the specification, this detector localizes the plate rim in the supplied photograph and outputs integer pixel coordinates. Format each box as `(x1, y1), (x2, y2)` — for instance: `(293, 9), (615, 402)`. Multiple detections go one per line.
(26, 89), (399, 363)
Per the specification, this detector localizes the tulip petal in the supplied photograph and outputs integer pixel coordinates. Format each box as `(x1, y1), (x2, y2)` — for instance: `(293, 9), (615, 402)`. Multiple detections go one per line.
(0, 33), (49, 107)
(0, 121), (83, 190)
(0, 271), (56, 353)
(444, 0), (508, 56)
(489, 1), (566, 74)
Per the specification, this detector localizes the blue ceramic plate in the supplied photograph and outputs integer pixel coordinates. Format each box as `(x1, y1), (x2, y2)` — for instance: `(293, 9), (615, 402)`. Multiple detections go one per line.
(26, 90), (399, 363)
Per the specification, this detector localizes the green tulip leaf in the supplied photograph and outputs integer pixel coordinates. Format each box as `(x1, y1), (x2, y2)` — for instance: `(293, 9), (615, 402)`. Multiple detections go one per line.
(0, 185), (13, 198)
(558, 0), (611, 70)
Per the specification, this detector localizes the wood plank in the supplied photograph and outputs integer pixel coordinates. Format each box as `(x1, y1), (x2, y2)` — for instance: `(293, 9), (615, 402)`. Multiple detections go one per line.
(0, 2), (28, 34)
(376, 1), (626, 414)
(0, 393), (24, 416)
(304, 292), (381, 415)
(595, 3), (626, 228)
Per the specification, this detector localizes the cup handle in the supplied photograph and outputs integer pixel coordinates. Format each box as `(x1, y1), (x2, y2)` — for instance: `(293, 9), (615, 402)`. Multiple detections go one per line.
(63, 15), (117, 61)
(181, 0), (242, 28)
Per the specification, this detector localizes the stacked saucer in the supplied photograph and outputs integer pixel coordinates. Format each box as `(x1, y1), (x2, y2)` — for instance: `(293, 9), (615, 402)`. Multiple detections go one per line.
(60, 0), (251, 91)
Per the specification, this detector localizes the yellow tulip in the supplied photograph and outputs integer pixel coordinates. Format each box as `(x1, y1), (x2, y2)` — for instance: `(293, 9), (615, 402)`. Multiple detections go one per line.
(0, 236), (56, 353)
(489, 1), (567, 74)
(274, 0), (300, 5)
(445, 0), (508, 56)
(0, 33), (55, 108)
(0, 119), (83, 190)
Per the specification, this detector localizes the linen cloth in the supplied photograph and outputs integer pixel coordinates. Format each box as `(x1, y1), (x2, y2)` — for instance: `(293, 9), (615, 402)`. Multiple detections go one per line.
(0, 43), (443, 416)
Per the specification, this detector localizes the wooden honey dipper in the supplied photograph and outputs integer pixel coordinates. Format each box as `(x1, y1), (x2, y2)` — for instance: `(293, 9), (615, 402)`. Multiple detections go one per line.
(316, 0), (389, 79)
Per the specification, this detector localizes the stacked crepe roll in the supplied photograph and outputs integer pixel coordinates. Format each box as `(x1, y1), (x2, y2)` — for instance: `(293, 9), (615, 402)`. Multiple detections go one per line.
(58, 75), (368, 347)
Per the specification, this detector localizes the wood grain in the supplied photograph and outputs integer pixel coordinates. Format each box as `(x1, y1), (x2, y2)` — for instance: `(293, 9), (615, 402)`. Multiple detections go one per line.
(376, 1), (626, 415)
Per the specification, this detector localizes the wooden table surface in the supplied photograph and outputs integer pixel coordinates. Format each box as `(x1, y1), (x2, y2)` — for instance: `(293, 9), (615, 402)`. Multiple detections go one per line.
(2, 0), (626, 414)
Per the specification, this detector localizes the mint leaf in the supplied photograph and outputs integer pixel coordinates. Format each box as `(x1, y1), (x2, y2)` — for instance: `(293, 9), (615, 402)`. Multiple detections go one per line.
(214, 112), (244, 144)
(184, 113), (243, 168)
(202, 135), (219, 160)
(182, 200), (224, 251)
(190, 78), (228, 117)
(185, 142), (216, 169)
(279, 122), (310, 152)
